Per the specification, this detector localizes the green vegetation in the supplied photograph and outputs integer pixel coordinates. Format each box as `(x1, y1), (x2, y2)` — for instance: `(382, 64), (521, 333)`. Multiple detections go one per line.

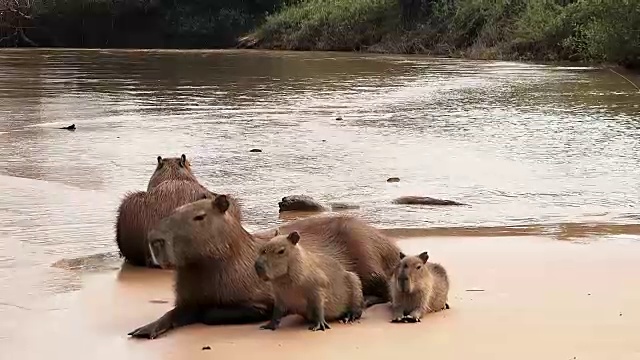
(253, 0), (640, 68)
(1, 0), (638, 68)
(252, 0), (398, 51)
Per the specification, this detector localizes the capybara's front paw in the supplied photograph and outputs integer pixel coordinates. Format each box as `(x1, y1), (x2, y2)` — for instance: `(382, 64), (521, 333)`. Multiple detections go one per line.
(390, 317), (406, 323)
(260, 321), (279, 331)
(404, 315), (421, 323)
(128, 323), (166, 339)
(309, 320), (331, 331)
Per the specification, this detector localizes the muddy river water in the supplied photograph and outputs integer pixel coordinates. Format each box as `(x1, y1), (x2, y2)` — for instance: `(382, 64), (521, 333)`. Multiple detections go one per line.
(0, 49), (639, 351)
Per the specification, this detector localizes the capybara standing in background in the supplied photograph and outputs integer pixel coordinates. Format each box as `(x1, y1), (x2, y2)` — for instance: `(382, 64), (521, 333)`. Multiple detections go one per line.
(114, 154), (241, 267)
(255, 231), (365, 331)
(390, 251), (450, 323)
(129, 195), (401, 339)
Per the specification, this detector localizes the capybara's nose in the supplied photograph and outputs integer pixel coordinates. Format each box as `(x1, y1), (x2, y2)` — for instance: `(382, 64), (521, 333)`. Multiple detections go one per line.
(149, 237), (165, 251)
(398, 275), (409, 292)
(254, 260), (267, 278)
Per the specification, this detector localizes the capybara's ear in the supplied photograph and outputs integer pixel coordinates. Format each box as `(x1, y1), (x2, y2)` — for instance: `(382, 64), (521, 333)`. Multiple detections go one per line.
(287, 231), (300, 245)
(418, 251), (429, 263)
(157, 156), (163, 164)
(200, 191), (214, 201)
(399, 251), (406, 260)
(180, 154), (187, 167)
(274, 229), (280, 236)
(213, 195), (230, 213)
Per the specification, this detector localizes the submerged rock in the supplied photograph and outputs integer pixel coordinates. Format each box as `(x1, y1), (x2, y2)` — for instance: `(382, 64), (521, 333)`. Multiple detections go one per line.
(278, 195), (326, 213)
(249, 148), (263, 153)
(387, 177), (400, 183)
(330, 202), (360, 211)
(392, 196), (466, 206)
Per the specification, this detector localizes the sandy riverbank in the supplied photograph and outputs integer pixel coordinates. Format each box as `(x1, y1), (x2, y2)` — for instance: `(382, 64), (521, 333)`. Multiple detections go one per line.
(3, 235), (640, 360)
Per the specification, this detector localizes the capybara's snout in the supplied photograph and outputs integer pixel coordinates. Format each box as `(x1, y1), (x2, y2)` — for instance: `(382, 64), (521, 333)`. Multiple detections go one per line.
(397, 273), (410, 293)
(254, 258), (269, 281)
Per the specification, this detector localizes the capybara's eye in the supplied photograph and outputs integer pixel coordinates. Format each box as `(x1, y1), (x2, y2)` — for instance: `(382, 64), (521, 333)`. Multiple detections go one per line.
(277, 249), (285, 255)
(193, 214), (206, 221)
(416, 265), (422, 270)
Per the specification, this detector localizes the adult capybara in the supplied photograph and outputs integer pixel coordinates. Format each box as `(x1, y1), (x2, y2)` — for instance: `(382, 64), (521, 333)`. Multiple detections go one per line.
(129, 195), (273, 339)
(114, 154), (241, 267)
(129, 195), (401, 339)
(255, 231), (364, 331)
(147, 155), (198, 192)
(147, 210), (273, 270)
(390, 251), (450, 323)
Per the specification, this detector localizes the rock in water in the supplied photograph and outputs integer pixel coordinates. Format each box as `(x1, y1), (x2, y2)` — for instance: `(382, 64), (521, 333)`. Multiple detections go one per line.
(330, 203), (360, 211)
(278, 195), (326, 213)
(392, 196), (466, 206)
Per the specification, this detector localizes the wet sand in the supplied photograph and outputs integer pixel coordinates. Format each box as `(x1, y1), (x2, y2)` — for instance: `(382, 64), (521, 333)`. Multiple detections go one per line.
(3, 235), (640, 360)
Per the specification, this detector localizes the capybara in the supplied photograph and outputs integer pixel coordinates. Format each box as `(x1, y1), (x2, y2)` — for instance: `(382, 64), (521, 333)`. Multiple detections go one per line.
(114, 154), (241, 267)
(390, 251), (450, 323)
(147, 154), (198, 192)
(129, 196), (401, 339)
(275, 215), (400, 307)
(147, 209), (273, 270)
(129, 195), (273, 339)
(149, 214), (400, 305)
(254, 231), (364, 331)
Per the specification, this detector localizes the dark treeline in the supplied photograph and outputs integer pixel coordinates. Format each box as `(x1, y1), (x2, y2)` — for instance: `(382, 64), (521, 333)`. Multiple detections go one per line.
(1, 0), (638, 69)
(0, 0), (291, 48)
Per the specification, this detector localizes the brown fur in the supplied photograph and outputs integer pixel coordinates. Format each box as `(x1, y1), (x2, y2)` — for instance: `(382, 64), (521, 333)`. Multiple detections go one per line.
(165, 196), (272, 309)
(128, 196), (401, 339)
(115, 154), (241, 267)
(276, 215), (401, 305)
(255, 231), (364, 331)
(147, 154), (198, 192)
(390, 252), (450, 323)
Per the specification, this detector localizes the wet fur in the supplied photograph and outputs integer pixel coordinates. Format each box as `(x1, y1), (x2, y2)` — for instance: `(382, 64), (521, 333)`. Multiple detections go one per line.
(390, 253), (450, 323)
(256, 232), (364, 330)
(116, 182), (212, 267)
(128, 198), (401, 339)
(115, 155), (241, 267)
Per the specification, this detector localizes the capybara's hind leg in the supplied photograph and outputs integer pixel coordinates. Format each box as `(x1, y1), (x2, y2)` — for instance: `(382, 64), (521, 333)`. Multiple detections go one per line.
(200, 304), (272, 325)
